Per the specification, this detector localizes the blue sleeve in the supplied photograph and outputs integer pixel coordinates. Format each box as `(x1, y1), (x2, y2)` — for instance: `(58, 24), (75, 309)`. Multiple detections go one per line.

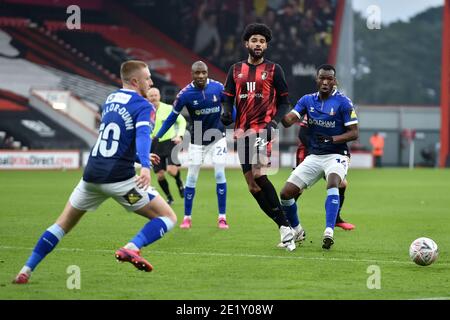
(155, 111), (179, 139)
(340, 97), (358, 126)
(136, 125), (151, 168)
(172, 90), (186, 113)
(135, 103), (152, 168)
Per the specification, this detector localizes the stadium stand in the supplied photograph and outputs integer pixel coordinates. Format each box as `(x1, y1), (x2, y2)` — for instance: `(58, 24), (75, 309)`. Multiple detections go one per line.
(123, 0), (339, 96)
(0, 89), (89, 149)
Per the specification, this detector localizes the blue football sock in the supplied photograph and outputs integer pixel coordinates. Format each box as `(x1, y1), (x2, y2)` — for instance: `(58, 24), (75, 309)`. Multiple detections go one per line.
(281, 198), (299, 228)
(25, 224), (65, 271)
(325, 188), (340, 229)
(216, 183), (227, 215)
(130, 217), (174, 249)
(184, 186), (195, 216)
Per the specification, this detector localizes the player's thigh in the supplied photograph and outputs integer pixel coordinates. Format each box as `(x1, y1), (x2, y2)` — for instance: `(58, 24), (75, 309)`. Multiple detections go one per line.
(210, 137), (227, 165)
(323, 154), (349, 183)
(69, 179), (108, 211)
(166, 164), (179, 176)
(134, 194), (176, 221)
(55, 201), (87, 233)
(287, 154), (324, 189)
(103, 177), (151, 212)
(165, 140), (181, 167)
(188, 143), (204, 165)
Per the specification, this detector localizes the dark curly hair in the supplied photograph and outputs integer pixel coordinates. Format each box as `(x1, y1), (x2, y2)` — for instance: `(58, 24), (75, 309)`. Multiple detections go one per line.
(242, 23), (272, 42)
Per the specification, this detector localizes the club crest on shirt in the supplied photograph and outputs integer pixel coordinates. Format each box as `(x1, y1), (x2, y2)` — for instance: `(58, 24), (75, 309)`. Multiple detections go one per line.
(238, 73), (243, 79)
(309, 107), (315, 113)
(261, 71), (268, 80)
(213, 95), (218, 102)
(329, 108), (335, 116)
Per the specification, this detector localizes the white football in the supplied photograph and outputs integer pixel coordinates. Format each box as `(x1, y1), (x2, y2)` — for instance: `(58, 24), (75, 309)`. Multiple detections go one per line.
(409, 237), (439, 266)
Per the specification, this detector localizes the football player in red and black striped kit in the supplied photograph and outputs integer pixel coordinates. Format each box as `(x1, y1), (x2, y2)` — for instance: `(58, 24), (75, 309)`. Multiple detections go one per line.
(221, 23), (296, 251)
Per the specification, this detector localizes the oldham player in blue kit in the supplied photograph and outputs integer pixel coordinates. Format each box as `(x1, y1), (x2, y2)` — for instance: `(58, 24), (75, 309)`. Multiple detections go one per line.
(155, 61), (229, 229)
(280, 64), (359, 250)
(13, 61), (177, 284)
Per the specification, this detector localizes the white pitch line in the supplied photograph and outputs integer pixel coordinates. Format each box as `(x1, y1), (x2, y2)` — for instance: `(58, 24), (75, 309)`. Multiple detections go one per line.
(410, 297), (450, 300)
(1, 245), (447, 266)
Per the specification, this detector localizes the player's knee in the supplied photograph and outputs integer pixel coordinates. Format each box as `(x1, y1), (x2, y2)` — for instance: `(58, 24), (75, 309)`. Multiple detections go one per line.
(156, 170), (165, 180)
(186, 174), (198, 188)
(186, 165), (200, 188)
(167, 166), (178, 176)
(247, 182), (261, 194)
(166, 210), (177, 225)
(214, 167), (226, 184)
(280, 184), (300, 200)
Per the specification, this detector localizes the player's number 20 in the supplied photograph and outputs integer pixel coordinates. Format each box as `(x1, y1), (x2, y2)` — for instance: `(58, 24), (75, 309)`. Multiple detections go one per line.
(91, 122), (120, 157)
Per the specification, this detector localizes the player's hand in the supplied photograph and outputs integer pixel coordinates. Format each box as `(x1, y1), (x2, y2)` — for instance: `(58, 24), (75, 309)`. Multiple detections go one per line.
(136, 167), (151, 190)
(220, 111), (233, 126)
(150, 153), (160, 165)
(172, 136), (183, 145)
(316, 133), (334, 144)
(265, 120), (278, 141)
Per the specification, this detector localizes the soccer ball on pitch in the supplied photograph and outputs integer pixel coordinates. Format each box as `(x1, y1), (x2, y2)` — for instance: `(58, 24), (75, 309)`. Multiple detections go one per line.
(409, 237), (439, 266)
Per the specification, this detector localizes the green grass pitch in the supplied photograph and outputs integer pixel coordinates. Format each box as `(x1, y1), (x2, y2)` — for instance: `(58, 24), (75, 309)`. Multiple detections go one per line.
(0, 168), (449, 299)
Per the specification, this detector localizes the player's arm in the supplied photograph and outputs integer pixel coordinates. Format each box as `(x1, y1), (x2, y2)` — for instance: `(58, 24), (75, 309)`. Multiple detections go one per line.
(331, 124), (359, 144)
(173, 112), (187, 144)
(135, 105), (152, 189)
(282, 96), (306, 128)
(271, 64), (290, 127)
(221, 66), (236, 125)
(154, 94), (184, 140)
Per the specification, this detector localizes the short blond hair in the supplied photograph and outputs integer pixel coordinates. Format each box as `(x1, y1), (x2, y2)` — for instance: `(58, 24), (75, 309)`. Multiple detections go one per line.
(120, 60), (148, 83)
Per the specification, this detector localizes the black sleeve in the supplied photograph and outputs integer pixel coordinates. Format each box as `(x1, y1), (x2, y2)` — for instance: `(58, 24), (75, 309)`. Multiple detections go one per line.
(271, 64), (290, 123)
(273, 63), (289, 106)
(222, 66), (236, 114)
(298, 126), (310, 148)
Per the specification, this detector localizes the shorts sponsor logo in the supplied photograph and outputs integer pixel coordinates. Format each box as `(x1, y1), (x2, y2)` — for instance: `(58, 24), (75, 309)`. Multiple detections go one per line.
(124, 188), (142, 205)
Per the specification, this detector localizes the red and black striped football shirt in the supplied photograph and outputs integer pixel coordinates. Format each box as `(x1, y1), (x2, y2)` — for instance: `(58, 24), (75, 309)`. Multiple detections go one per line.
(223, 59), (289, 136)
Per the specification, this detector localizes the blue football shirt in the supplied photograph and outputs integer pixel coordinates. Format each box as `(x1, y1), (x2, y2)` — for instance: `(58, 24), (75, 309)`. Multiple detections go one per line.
(83, 89), (155, 183)
(292, 90), (358, 156)
(173, 79), (225, 145)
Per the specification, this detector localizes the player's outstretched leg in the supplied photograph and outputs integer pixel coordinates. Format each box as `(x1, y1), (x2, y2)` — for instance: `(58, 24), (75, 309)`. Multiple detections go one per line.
(13, 203), (85, 284)
(116, 194), (176, 272)
(249, 174), (295, 251)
